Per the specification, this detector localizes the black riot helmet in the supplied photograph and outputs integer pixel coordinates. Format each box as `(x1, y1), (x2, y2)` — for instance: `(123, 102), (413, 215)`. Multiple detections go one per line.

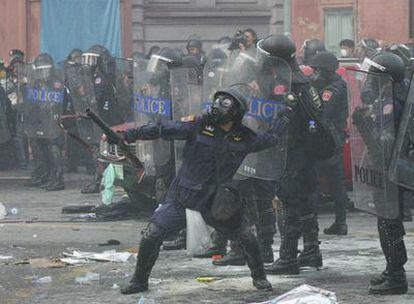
(258, 34), (308, 84)
(210, 84), (250, 125)
(82, 44), (111, 68)
(33, 53), (54, 81)
(308, 51), (339, 73)
(368, 52), (406, 83)
(302, 39), (326, 65)
(9, 49), (25, 66)
(67, 48), (83, 65)
(388, 44), (412, 67)
(186, 39), (202, 51)
(258, 35), (296, 62)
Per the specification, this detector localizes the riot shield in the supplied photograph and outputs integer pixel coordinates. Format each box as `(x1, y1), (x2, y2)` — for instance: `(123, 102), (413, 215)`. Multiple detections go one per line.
(112, 58), (135, 123)
(62, 63), (100, 143)
(133, 56), (173, 177)
(236, 58), (292, 180)
(349, 70), (400, 219)
(170, 67), (202, 171)
(389, 74), (414, 189)
(202, 52), (229, 112)
(22, 64), (65, 139)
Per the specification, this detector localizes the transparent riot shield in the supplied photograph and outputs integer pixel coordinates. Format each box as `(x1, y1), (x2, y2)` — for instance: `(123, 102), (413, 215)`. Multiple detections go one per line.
(23, 64), (65, 139)
(62, 63), (99, 143)
(349, 70), (400, 219)
(202, 52), (229, 112)
(113, 58), (135, 123)
(133, 56), (173, 176)
(237, 58), (292, 180)
(389, 75), (414, 189)
(170, 67), (202, 171)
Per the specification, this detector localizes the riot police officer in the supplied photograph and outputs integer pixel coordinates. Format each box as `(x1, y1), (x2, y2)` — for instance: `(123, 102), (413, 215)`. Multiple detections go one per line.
(5, 49), (27, 170)
(260, 35), (336, 275)
(28, 53), (66, 191)
(355, 52), (409, 295)
(118, 84), (295, 294)
(81, 45), (120, 193)
(63, 48), (83, 173)
(356, 38), (380, 60)
(186, 38), (206, 67)
(308, 52), (349, 236)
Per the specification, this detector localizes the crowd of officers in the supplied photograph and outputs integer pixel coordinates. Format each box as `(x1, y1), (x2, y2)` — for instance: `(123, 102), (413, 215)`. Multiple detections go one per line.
(0, 29), (413, 297)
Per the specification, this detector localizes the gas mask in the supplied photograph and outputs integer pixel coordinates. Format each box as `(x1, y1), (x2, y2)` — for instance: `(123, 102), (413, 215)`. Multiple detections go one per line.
(209, 94), (238, 126)
(310, 68), (332, 90)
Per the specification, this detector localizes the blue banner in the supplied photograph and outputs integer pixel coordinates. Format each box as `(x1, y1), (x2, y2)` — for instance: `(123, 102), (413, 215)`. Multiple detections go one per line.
(41, 0), (122, 62)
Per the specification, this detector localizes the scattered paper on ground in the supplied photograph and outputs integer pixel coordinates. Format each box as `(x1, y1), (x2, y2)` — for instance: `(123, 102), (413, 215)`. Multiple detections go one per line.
(0, 255), (13, 260)
(250, 284), (337, 304)
(61, 250), (134, 264)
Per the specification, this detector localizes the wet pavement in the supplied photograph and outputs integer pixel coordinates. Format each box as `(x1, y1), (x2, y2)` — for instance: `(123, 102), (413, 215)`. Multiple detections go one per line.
(0, 171), (413, 303)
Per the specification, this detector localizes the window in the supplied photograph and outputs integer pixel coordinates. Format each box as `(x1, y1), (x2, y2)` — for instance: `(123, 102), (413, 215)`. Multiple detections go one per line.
(324, 8), (354, 55)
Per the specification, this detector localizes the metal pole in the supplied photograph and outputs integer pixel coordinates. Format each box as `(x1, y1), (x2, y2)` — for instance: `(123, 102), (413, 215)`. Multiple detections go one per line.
(284, 0), (292, 36)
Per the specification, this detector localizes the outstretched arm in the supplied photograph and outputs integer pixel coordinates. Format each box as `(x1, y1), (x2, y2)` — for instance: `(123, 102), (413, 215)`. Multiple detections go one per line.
(124, 119), (197, 143)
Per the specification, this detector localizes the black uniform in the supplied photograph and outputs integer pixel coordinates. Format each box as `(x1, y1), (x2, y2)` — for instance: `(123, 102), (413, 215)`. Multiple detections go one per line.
(313, 73), (349, 232)
(258, 35), (337, 276)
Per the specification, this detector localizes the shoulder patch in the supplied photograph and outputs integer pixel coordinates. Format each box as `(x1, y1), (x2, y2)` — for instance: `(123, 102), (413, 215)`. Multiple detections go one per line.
(180, 115), (195, 122)
(322, 90), (333, 102)
(201, 124), (215, 137)
(273, 84), (287, 95)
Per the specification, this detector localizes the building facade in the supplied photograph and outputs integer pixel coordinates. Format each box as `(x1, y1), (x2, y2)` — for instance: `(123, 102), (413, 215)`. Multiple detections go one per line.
(290, 0), (414, 55)
(0, 0), (286, 61)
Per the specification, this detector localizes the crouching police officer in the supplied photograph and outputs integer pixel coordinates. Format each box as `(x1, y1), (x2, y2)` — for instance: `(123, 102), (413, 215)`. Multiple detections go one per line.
(113, 84), (295, 294)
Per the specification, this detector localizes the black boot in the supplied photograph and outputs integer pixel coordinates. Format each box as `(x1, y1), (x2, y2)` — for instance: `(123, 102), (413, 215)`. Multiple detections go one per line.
(46, 145), (65, 191)
(193, 230), (227, 258)
(298, 230), (322, 268)
(266, 238), (299, 275)
(369, 269), (408, 295)
(121, 223), (164, 295)
(81, 173), (101, 194)
(369, 217), (408, 295)
(323, 222), (348, 235)
(162, 228), (186, 250)
(238, 227), (272, 291)
(213, 241), (246, 266)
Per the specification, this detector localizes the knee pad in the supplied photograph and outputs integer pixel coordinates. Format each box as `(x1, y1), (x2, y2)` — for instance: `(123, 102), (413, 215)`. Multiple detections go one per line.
(141, 222), (166, 243)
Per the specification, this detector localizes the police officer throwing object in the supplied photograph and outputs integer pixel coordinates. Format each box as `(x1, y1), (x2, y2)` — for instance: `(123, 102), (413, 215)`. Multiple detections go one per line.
(115, 84), (295, 294)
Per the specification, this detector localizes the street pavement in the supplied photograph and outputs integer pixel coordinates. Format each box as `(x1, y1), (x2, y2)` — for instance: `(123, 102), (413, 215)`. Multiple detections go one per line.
(0, 171), (413, 304)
